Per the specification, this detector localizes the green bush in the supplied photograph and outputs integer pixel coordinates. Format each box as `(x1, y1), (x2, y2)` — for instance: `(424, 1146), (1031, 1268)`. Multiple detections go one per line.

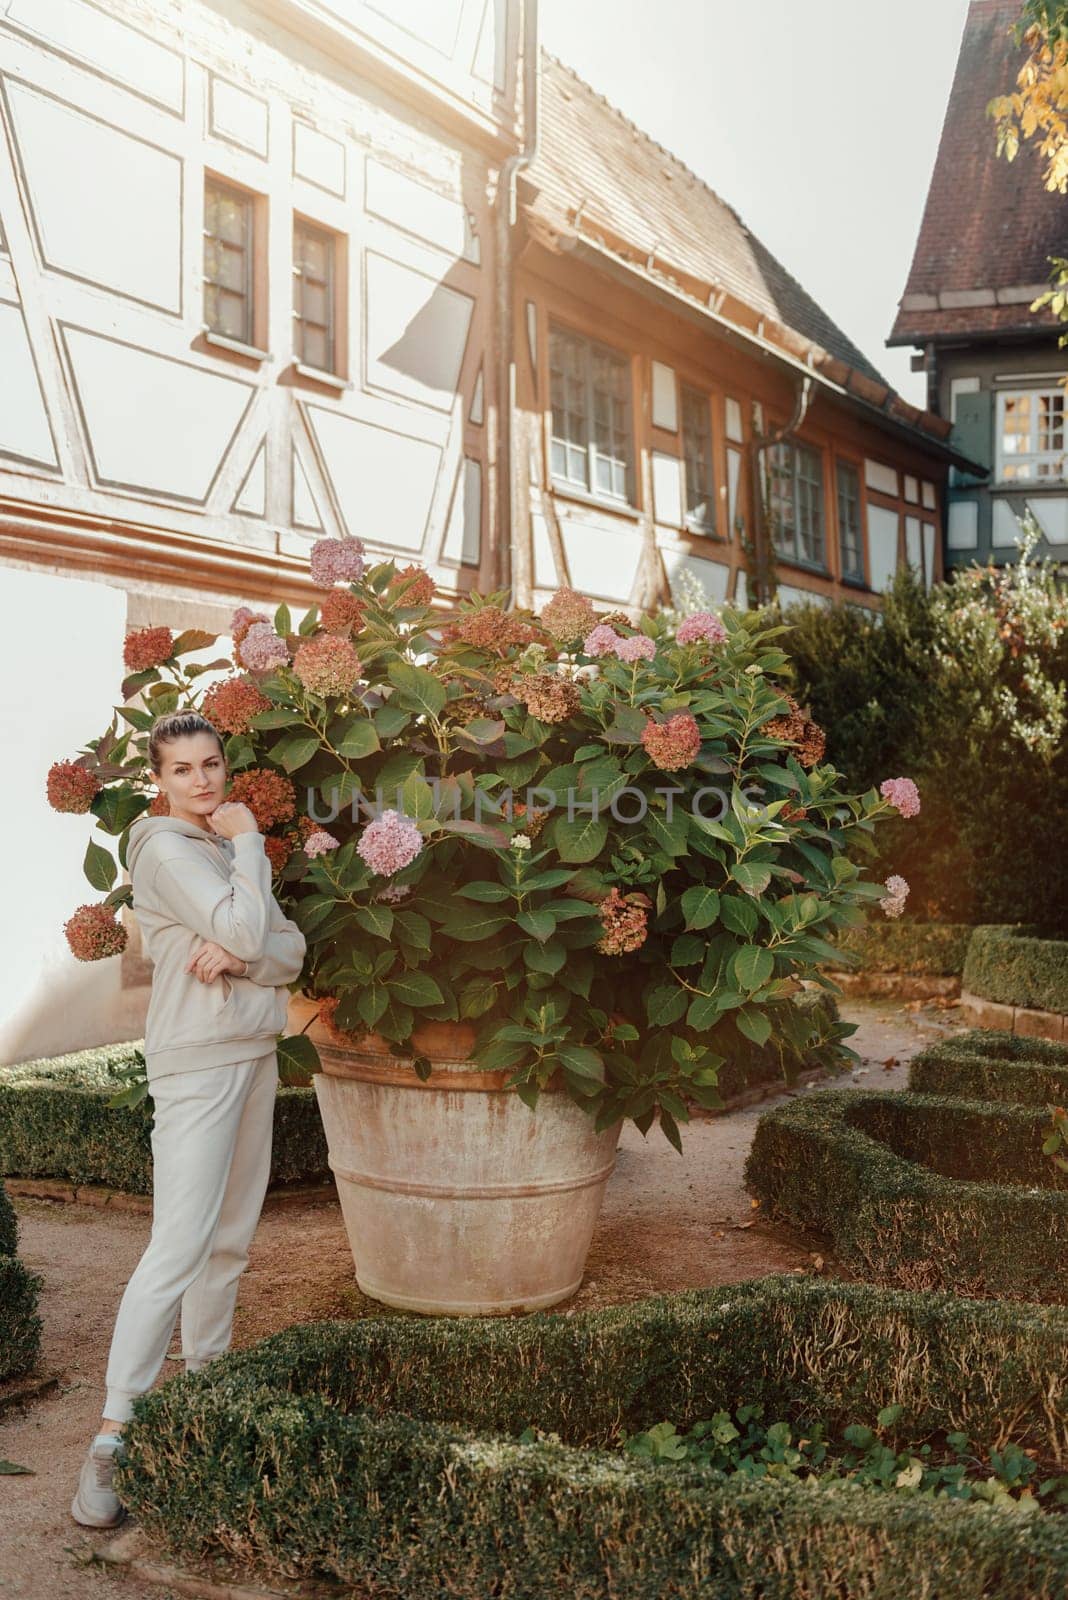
(782, 548), (1068, 926)
(963, 925), (1068, 1015)
(745, 1090), (1068, 1302)
(831, 920), (974, 977)
(114, 1275), (1068, 1599)
(0, 1042), (330, 1195)
(0, 1178), (43, 1382)
(909, 1029), (1068, 1106)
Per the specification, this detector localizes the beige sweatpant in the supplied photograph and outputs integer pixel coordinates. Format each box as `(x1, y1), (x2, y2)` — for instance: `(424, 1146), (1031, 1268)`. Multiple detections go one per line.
(102, 1049), (278, 1423)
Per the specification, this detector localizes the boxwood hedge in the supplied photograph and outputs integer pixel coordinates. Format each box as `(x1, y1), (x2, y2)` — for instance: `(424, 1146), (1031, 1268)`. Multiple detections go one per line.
(745, 1089), (1068, 1301)
(0, 1177), (42, 1382)
(0, 1043), (329, 1195)
(963, 925), (1068, 1016)
(909, 1029), (1068, 1108)
(113, 1276), (1068, 1599)
(831, 920), (974, 977)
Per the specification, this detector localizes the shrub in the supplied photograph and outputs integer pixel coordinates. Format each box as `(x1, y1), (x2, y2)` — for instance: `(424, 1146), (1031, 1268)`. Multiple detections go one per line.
(963, 925), (1068, 1016)
(112, 1276), (1068, 1599)
(831, 920), (974, 976)
(0, 1178), (43, 1382)
(745, 1090), (1068, 1301)
(909, 1029), (1068, 1107)
(0, 1043), (329, 1195)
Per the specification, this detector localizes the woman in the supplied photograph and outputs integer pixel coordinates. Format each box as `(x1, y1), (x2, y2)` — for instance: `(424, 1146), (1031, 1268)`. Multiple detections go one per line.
(71, 710), (306, 1528)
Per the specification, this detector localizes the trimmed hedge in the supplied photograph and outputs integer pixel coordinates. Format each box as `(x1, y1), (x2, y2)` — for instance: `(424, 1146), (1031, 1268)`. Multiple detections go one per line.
(745, 1089), (1068, 1302)
(831, 920), (974, 977)
(114, 1275), (1068, 1599)
(909, 1029), (1068, 1108)
(963, 924), (1068, 1016)
(0, 1042), (329, 1195)
(0, 1178), (43, 1382)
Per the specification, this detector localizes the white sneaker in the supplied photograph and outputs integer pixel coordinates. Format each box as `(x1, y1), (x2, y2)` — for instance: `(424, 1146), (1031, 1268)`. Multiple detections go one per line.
(70, 1436), (126, 1528)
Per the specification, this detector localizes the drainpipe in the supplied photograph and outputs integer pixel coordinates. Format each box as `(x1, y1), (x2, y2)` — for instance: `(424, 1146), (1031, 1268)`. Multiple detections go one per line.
(493, 0), (539, 600)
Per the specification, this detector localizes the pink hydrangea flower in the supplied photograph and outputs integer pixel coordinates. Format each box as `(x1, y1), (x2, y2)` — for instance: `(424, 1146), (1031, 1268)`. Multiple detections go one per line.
(614, 633), (656, 663)
(676, 610), (727, 646)
(310, 535), (366, 588)
(880, 777), (921, 818)
(239, 623), (290, 672)
(293, 635), (361, 697)
(356, 808), (424, 875)
(879, 874), (910, 919)
(583, 624), (623, 657)
(303, 829), (340, 858)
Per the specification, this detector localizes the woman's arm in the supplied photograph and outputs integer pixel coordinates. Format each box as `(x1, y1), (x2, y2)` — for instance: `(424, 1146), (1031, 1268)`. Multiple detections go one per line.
(241, 896), (306, 986)
(149, 834), (271, 962)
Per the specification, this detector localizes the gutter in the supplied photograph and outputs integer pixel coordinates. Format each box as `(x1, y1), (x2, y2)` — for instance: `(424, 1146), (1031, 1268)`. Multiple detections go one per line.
(494, 0), (540, 598)
(540, 223), (987, 479)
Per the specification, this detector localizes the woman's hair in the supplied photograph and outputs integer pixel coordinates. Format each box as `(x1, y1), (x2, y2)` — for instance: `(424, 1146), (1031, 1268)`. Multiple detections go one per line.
(148, 711), (225, 775)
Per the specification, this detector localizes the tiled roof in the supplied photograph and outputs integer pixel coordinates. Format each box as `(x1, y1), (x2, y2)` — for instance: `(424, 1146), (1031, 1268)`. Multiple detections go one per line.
(521, 51), (958, 457)
(890, 0), (1066, 346)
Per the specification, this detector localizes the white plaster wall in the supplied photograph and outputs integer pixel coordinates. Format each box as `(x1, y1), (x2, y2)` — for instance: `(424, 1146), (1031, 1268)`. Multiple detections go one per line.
(0, 567), (138, 1064)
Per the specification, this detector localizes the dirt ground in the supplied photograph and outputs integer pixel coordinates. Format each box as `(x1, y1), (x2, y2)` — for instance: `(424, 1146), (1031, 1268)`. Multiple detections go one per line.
(0, 996), (965, 1600)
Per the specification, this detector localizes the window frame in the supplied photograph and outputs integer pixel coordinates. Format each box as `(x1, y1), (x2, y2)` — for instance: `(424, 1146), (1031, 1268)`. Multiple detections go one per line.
(679, 381), (717, 534)
(202, 173), (267, 357)
(292, 215), (340, 377)
(834, 457), (866, 584)
(765, 436), (828, 572)
(548, 320), (636, 509)
(995, 387), (1068, 484)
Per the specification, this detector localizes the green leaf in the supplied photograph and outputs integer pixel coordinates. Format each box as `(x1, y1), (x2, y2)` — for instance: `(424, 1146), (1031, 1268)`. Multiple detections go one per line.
(732, 945), (774, 991)
(736, 1007), (771, 1046)
(517, 908), (556, 941)
(373, 703), (412, 738)
(277, 1032), (321, 1083)
(550, 813), (609, 863)
(171, 628), (216, 656)
(441, 906), (511, 941)
(398, 771), (437, 821)
(91, 786), (150, 835)
(274, 602), (292, 636)
(671, 933), (706, 966)
(336, 717), (381, 759)
(456, 717), (506, 744)
(731, 861), (772, 897)
(456, 881), (512, 902)
(555, 1043), (604, 1079)
(272, 732), (321, 773)
(720, 895), (758, 937)
(647, 985), (688, 1025)
(83, 837), (117, 892)
(354, 905), (394, 939)
(387, 661), (446, 717)
(388, 970), (444, 1008)
(0, 1460), (35, 1475)
(392, 910), (431, 949)
(250, 707), (300, 730)
(458, 975), (499, 1018)
(357, 986), (389, 1027)
(681, 886), (720, 931)
(524, 940), (566, 974)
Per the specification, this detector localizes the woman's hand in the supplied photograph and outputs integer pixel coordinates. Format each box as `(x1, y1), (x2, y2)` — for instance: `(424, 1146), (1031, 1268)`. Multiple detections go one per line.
(206, 801), (259, 839)
(186, 940), (247, 983)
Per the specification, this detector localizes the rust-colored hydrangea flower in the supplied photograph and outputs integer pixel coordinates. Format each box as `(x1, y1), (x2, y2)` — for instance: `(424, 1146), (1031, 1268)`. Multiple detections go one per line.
(123, 626), (175, 673)
(200, 675), (272, 735)
(320, 591), (366, 636)
(293, 634), (362, 697)
(387, 564), (436, 607)
(595, 887), (651, 956)
(511, 800), (547, 838)
(763, 694), (826, 769)
(781, 802), (809, 824)
(318, 994), (368, 1048)
(64, 903), (128, 961)
(227, 767), (297, 830)
(46, 759), (100, 814)
(449, 607), (538, 655)
(148, 791), (171, 816)
(539, 585), (597, 642)
(263, 833), (292, 874)
(640, 711), (701, 772)
(514, 672), (580, 723)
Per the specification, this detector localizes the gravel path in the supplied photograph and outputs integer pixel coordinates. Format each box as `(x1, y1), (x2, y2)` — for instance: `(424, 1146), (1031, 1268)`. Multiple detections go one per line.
(0, 997), (964, 1600)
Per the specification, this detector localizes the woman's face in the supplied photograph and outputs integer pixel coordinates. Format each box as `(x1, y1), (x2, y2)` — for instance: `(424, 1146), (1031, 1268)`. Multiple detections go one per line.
(151, 733), (227, 827)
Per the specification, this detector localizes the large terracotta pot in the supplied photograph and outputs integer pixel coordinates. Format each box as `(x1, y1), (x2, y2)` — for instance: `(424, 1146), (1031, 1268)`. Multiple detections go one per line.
(311, 1018), (623, 1316)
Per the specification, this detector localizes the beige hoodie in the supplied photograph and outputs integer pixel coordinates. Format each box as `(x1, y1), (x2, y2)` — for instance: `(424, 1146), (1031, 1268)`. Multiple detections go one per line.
(126, 814), (306, 1081)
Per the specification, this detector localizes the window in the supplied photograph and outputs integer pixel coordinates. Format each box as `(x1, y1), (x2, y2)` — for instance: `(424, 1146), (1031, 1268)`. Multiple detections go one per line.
(680, 384), (715, 530)
(836, 461), (864, 581)
(996, 389), (1067, 482)
(766, 440), (826, 567)
(293, 219), (337, 374)
(203, 178), (256, 345)
(549, 324), (634, 504)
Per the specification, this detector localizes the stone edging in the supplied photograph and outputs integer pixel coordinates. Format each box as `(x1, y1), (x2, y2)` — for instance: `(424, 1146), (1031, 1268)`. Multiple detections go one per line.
(96, 1525), (346, 1600)
(4, 1179), (337, 1215)
(959, 989), (1066, 1043)
(825, 970), (960, 1001)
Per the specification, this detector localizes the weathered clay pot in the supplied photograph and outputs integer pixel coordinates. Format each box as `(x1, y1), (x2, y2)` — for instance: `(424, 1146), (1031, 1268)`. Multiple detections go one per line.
(312, 1018), (623, 1315)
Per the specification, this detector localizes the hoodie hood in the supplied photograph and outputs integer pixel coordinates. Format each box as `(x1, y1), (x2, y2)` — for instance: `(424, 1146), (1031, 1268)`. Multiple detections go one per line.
(127, 813), (229, 878)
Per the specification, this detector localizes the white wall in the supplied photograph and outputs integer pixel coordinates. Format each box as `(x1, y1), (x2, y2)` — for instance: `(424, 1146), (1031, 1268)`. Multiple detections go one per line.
(0, 567), (136, 1064)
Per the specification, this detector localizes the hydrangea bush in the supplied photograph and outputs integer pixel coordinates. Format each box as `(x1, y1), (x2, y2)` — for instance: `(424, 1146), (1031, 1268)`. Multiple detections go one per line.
(48, 541), (919, 1147)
